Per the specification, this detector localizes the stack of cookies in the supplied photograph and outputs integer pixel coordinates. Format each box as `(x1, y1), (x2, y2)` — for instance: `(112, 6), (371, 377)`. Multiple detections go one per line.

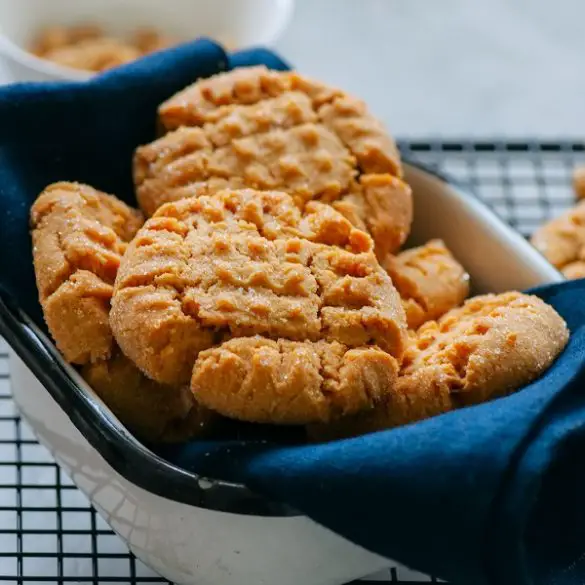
(30, 66), (569, 443)
(531, 166), (585, 280)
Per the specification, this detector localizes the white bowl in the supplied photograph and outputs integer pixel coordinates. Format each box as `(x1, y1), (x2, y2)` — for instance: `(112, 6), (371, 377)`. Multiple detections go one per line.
(0, 0), (294, 82)
(3, 163), (563, 585)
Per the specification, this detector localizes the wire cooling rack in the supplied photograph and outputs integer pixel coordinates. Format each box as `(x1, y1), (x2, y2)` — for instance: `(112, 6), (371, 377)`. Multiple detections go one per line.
(0, 140), (583, 585)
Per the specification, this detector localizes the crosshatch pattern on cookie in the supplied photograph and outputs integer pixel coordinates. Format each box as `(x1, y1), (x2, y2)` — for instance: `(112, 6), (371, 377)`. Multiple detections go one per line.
(192, 337), (399, 424)
(400, 292), (569, 405)
(308, 291), (569, 441)
(110, 188), (408, 421)
(134, 66), (411, 260)
(530, 199), (585, 278)
(30, 182), (215, 442)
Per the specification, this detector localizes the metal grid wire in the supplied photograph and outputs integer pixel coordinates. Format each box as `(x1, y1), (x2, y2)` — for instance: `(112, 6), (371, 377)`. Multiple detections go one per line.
(0, 140), (583, 585)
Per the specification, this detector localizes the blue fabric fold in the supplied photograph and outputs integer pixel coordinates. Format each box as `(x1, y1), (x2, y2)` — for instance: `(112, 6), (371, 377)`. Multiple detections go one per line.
(0, 38), (584, 585)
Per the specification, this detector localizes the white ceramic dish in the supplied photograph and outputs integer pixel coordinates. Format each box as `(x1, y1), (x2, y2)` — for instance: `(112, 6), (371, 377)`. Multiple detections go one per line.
(3, 162), (563, 585)
(0, 0), (294, 82)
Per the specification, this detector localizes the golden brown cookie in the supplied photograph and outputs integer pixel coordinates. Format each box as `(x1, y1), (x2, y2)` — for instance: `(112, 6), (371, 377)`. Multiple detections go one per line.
(43, 38), (141, 72)
(573, 166), (585, 201)
(384, 239), (470, 329)
(158, 66), (345, 131)
(111, 188), (408, 424)
(192, 337), (399, 425)
(31, 182), (143, 363)
(31, 182), (214, 442)
(81, 350), (213, 442)
(307, 362), (453, 442)
(401, 292), (568, 406)
(134, 66), (411, 260)
(131, 28), (177, 55)
(530, 201), (585, 275)
(31, 24), (103, 56)
(332, 174), (412, 262)
(562, 261), (585, 279)
(308, 291), (568, 441)
(32, 24), (177, 70)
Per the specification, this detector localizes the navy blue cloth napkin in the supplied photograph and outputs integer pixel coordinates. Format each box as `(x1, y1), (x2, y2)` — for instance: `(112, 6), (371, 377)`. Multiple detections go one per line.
(1, 38), (585, 585)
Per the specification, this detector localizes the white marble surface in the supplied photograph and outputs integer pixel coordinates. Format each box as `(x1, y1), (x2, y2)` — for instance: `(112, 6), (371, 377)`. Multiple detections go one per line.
(275, 0), (585, 139)
(1, 0), (584, 139)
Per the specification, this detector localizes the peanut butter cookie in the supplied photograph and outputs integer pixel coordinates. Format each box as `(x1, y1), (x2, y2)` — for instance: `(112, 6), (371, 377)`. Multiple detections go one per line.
(134, 66), (411, 260)
(110, 188), (408, 424)
(384, 239), (470, 329)
(131, 28), (177, 55)
(31, 182), (143, 363)
(562, 261), (585, 279)
(308, 291), (568, 441)
(192, 337), (399, 425)
(530, 201), (585, 278)
(31, 182), (214, 441)
(307, 361), (453, 442)
(32, 24), (179, 72)
(31, 24), (103, 56)
(81, 350), (212, 442)
(42, 38), (142, 73)
(400, 292), (568, 406)
(573, 166), (585, 201)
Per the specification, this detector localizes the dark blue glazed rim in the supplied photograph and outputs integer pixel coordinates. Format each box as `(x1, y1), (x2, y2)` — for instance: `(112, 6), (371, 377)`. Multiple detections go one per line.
(0, 159), (513, 517)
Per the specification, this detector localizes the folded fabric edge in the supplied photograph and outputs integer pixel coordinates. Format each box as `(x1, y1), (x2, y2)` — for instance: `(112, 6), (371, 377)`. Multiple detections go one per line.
(93, 37), (229, 84)
(0, 39), (292, 130)
(525, 424), (585, 584)
(483, 280), (585, 585)
(0, 38), (227, 101)
(486, 374), (585, 585)
(229, 46), (291, 71)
